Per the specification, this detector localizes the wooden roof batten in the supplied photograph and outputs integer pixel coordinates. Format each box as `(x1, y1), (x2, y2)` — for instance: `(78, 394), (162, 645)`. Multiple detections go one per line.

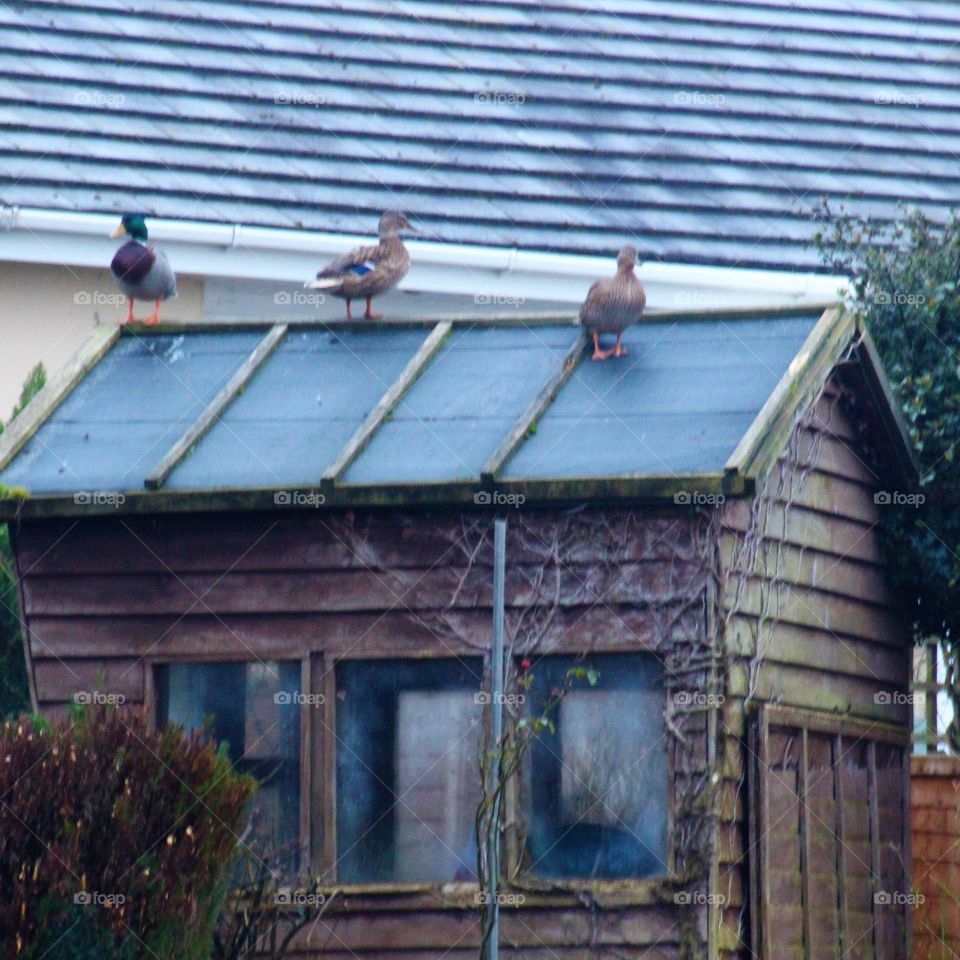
(320, 320), (452, 491)
(118, 300), (838, 336)
(480, 329), (589, 485)
(144, 323), (289, 490)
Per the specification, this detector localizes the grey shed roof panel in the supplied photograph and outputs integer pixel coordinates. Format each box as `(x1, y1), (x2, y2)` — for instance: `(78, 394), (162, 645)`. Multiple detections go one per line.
(0, 310), (843, 507)
(0, 332), (264, 493)
(2, 0), (960, 270)
(166, 327), (429, 490)
(502, 316), (818, 479)
(344, 325), (578, 485)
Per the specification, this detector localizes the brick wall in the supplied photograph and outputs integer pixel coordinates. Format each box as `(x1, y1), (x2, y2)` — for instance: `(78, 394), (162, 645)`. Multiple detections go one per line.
(911, 755), (960, 958)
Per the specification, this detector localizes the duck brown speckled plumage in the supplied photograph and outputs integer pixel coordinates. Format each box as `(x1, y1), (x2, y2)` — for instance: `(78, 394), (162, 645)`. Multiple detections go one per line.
(578, 245), (646, 360)
(306, 211), (413, 319)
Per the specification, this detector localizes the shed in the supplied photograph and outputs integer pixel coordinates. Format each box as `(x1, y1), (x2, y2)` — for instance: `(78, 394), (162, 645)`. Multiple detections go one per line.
(0, 304), (917, 960)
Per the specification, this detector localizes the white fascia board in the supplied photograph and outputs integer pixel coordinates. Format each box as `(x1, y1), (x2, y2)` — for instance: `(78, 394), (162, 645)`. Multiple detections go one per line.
(0, 206), (850, 311)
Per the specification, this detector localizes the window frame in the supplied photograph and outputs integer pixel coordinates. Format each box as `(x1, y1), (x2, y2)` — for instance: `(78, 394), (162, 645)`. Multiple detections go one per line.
(148, 653), (314, 877)
(149, 649), (679, 899)
(502, 653), (676, 889)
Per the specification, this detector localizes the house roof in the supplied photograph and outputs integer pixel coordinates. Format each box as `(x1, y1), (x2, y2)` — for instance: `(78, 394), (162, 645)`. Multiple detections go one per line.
(1, 0), (958, 272)
(0, 305), (916, 518)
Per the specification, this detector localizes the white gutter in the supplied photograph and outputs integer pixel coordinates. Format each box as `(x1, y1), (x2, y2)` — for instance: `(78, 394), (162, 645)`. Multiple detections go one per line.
(0, 206), (850, 311)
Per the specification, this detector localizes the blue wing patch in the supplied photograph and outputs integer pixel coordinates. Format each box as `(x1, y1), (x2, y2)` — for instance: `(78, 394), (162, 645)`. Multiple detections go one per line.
(348, 261), (376, 276)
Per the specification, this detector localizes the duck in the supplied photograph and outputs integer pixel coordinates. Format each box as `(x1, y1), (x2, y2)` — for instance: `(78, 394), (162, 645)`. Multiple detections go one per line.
(109, 214), (177, 325)
(306, 211), (414, 319)
(579, 245), (646, 360)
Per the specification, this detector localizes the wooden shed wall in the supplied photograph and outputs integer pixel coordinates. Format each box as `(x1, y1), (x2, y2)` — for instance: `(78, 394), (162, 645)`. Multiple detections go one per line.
(13, 506), (714, 959)
(717, 381), (913, 959)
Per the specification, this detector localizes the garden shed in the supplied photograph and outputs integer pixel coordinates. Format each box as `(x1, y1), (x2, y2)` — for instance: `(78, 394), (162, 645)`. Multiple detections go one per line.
(0, 304), (916, 960)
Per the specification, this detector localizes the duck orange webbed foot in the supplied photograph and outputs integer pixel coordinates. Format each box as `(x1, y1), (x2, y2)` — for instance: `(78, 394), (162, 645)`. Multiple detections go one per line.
(591, 333), (613, 361)
(364, 297), (382, 320)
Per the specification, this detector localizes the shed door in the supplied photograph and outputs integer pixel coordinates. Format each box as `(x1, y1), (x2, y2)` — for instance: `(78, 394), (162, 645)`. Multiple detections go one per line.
(750, 706), (909, 960)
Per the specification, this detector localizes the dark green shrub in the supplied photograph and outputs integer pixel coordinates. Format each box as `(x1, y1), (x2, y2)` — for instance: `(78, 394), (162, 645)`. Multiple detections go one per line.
(0, 522), (28, 719)
(0, 361), (47, 719)
(815, 203), (960, 641)
(0, 707), (256, 959)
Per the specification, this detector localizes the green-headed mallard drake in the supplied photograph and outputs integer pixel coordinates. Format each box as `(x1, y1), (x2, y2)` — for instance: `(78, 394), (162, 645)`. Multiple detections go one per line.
(579, 245), (646, 360)
(306, 211), (414, 319)
(109, 214), (177, 325)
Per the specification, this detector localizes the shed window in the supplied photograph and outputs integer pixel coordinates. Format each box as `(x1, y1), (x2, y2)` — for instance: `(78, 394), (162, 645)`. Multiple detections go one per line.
(335, 658), (484, 884)
(156, 661), (301, 872)
(523, 654), (668, 880)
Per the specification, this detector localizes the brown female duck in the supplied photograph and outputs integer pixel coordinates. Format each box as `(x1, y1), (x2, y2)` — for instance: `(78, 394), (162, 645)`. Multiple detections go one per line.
(307, 211), (414, 319)
(579, 245), (646, 360)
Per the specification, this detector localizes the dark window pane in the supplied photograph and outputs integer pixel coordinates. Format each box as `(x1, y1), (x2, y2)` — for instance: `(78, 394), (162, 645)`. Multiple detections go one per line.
(336, 658), (484, 884)
(524, 654), (668, 880)
(156, 661), (301, 873)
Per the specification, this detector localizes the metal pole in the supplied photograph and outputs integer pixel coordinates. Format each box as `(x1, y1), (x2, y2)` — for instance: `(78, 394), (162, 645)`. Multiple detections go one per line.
(488, 517), (507, 960)
(926, 639), (938, 753)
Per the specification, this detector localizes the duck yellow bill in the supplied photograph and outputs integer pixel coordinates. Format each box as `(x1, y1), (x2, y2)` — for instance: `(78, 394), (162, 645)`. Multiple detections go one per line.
(110, 223), (126, 239)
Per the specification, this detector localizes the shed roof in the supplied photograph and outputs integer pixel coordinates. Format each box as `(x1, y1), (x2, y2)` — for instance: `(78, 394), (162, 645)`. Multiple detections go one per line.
(0, 306), (914, 518)
(1, 0), (958, 271)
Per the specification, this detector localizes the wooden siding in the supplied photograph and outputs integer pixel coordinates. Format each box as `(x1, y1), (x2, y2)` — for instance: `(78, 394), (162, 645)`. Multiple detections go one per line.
(12, 506), (711, 960)
(6, 370), (914, 960)
(718, 381), (913, 960)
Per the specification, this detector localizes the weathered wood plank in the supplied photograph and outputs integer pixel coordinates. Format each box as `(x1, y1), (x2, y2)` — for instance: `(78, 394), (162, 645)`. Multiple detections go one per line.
(720, 536), (894, 608)
(727, 661), (908, 724)
(15, 511), (697, 576)
(781, 470), (883, 526)
(33, 657), (144, 704)
(725, 616), (908, 685)
(284, 906), (683, 951)
(807, 391), (858, 442)
(722, 579), (907, 646)
(144, 323), (288, 489)
(28, 605), (698, 659)
(322, 321), (452, 487)
(795, 430), (881, 484)
(22, 561), (706, 617)
(722, 500), (881, 564)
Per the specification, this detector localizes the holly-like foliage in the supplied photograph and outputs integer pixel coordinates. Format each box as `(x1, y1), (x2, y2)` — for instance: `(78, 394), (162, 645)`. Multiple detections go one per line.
(814, 203), (960, 642)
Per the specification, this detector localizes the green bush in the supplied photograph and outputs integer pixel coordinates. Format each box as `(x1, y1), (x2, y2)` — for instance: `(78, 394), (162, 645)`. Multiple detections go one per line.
(0, 522), (29, 718)
(0, 707), (256, 959)
(0, 361), (47, 719)
(815, 204), (960, 641)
